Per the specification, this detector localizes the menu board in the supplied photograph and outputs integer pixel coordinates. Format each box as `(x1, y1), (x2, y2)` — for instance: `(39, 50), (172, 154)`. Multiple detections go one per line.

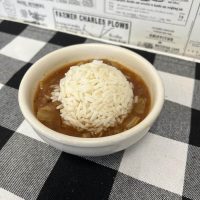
(0, 0), (200, 61)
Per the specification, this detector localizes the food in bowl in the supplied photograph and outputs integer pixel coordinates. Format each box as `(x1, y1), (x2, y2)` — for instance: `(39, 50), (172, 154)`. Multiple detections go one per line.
(34, 59), (151, 138)
(19, 43), (164, 156)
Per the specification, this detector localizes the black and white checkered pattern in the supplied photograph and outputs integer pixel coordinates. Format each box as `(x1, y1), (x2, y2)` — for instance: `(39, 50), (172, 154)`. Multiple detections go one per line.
(0, 20), (200, 200)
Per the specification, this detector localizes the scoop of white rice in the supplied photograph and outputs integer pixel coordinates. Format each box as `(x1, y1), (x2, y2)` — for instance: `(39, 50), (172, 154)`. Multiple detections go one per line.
(51, 60), (134, 133)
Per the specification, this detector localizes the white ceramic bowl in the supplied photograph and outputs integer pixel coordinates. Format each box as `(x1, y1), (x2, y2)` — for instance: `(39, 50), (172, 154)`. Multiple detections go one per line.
(18, 43), (164, 156)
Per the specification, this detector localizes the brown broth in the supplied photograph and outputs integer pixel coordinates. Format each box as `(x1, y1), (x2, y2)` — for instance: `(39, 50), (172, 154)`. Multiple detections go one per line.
(33, 59), (151, 138)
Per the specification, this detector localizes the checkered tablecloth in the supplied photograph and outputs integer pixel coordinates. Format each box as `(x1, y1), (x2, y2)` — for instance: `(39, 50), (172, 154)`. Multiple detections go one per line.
(0, 19), (200, 200)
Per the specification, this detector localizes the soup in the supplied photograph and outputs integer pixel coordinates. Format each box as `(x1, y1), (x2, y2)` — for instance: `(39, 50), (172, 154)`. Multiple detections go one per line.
(34, 59), (151, 138)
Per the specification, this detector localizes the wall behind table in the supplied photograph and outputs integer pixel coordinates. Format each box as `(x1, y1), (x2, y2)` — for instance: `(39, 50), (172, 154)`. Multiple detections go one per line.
(0, 0), (200, 62)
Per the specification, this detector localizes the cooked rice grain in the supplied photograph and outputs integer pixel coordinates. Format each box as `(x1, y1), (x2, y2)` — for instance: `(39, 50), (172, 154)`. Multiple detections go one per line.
(51, 60), (134, 133)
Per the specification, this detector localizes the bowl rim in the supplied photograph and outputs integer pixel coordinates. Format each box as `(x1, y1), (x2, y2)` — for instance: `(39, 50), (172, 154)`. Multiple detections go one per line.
(18, 43), (164, 147)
